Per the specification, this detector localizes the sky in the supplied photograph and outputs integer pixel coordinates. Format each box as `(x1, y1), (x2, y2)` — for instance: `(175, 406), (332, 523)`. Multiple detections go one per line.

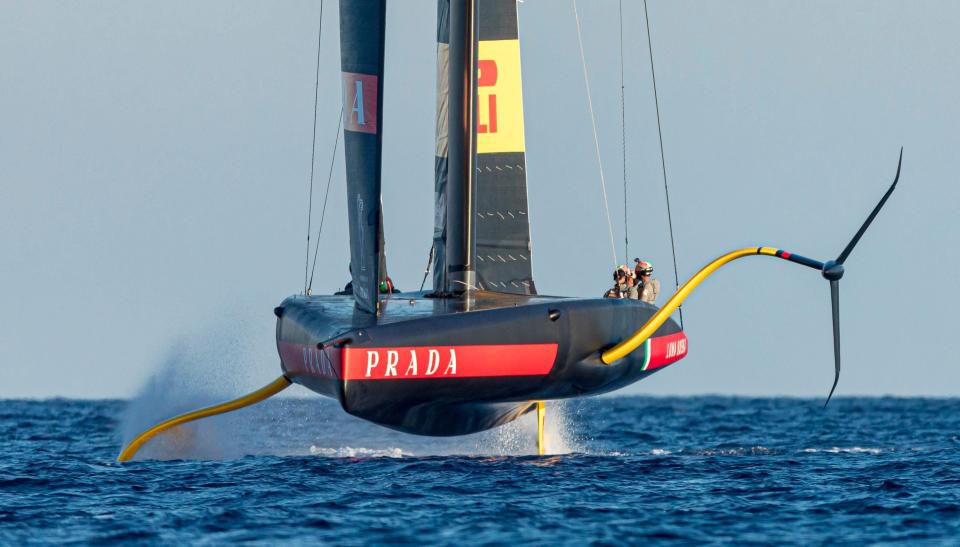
(1, 1), (958, 399)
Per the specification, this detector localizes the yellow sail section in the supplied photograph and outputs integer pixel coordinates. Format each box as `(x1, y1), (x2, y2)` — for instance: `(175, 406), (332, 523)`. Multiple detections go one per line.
(476, 39), (526, 154)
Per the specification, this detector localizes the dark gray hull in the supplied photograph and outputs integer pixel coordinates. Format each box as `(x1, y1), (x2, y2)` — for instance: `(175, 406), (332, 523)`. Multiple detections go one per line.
(275, 291), (687, 436)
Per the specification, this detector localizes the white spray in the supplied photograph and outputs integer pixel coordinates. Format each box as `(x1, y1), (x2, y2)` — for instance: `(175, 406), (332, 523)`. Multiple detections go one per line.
(118, 306), (280, 461)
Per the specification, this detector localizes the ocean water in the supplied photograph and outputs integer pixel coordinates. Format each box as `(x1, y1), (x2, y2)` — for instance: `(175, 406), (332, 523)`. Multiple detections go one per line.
(1, 396), (959, 544)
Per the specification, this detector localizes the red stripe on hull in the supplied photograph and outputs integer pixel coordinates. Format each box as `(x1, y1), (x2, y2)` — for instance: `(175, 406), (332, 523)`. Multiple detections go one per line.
(647, 332), (689, 371)
(342, 344), (558, 381)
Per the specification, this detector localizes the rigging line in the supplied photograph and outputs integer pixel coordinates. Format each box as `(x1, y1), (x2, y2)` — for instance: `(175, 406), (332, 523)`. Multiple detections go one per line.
(642, 0), (683, 328)
(618, 0), (628, 264)
(303, 0), (326, 295)
(308, 108), (344, 294)
(419, 244), (435, 292)
(573, 0), (618, 267)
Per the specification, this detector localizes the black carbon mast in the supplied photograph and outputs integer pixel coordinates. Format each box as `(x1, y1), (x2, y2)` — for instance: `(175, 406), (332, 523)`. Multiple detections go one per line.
(339, 0), (388, 314)
(443, 0), (479, 296)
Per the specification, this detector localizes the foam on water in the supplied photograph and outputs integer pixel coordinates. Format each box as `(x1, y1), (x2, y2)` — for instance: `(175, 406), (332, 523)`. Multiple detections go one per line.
(802, 446), (885, 454)
(309, 446), (406, 458)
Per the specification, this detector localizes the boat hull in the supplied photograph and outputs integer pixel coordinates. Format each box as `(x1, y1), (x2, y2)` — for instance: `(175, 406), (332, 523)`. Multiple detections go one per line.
(275, 292), (686, 436)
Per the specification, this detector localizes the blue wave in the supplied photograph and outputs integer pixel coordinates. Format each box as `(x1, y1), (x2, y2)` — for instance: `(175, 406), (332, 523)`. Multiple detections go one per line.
(1, 397), (959, 544)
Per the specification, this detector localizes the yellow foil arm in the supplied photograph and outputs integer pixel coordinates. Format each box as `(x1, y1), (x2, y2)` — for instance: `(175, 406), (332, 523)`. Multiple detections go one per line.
(536, 401), (546, 456)
(117, 375), (292, 462)
(601, 247), (780, 364)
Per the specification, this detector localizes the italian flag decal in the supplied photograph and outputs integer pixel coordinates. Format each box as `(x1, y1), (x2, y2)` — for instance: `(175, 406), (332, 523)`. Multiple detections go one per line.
(639, 339), (653, 371)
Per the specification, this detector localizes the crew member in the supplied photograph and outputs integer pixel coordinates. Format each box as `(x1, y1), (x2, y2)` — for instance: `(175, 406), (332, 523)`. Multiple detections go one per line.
(624, 275), (639, 300)
(604, 269), (620, 298)
(616, 270), (630, 297)
(604, 269), (625, 298)
(636, 261), (660, 304)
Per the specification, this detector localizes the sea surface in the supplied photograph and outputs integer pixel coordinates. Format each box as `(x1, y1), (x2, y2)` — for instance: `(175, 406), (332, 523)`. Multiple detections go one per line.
(1, 396), (959, 544)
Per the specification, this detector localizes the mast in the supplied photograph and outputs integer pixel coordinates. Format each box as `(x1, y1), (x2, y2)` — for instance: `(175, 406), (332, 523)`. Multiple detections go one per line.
(339, 0), (388, 314)
(444, 0), (479, 295)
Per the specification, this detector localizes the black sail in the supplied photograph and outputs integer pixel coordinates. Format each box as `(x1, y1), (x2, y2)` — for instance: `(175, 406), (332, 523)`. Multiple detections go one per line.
(432, 0), (451, 292)
(340, 0), (387, 313)
(433, 0), (535, 295)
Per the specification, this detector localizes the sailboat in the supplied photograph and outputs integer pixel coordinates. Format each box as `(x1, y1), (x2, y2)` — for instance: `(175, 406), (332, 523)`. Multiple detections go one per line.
(119, 0), (901, 461)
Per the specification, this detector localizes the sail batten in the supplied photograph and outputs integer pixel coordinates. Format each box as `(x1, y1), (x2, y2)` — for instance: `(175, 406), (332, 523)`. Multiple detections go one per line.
(340, 0), (387, 313)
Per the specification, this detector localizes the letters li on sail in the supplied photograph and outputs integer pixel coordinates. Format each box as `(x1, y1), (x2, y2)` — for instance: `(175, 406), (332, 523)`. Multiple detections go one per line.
(340, 0), (387, 313)
(433, 0), (536, 295)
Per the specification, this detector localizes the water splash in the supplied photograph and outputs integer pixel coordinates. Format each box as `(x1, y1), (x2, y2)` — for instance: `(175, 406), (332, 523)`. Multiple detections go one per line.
(483, 400), (585, 456)
(117, 310), (594, 460)
(118, 313), (278, 461)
